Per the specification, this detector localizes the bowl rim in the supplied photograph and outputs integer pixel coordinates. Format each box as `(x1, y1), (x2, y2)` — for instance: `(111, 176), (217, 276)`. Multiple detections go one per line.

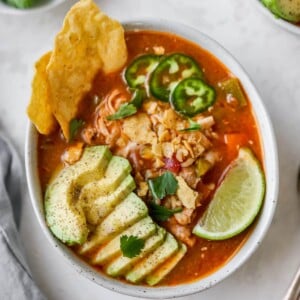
(25, 18), (279, 299)
(253, 0), (300, 36)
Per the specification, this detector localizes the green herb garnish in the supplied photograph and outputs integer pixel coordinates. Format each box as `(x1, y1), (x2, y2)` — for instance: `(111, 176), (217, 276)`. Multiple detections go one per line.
(107, 103), (137, 120)
(148, 171), (178, 200)
(107, 89), (145, 120)
(149, 202), (182, 222)
(180, 118), (201, 132)
(120, 235), (145, 258)
(69, 119), (85, 141)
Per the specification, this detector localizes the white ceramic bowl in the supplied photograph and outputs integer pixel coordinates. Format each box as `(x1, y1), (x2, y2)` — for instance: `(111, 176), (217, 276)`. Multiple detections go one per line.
(25, 19), (279, 298)
(0, 0), (65, 15)
(254, 0), (300, 35)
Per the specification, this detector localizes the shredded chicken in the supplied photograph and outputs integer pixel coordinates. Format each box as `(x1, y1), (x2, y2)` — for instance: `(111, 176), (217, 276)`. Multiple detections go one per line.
(166, 218), (196, 247)
(179, 166), (200, 189)
(182, 140), (194, 158)
(196, 116), (215, 129)
(205, 151), (220, 165)
(175, 146), (189, 162)
(61, 142), (84, 165)
(174, 208), (194, 225)
(164, 195), (181, 209)
(181, 157), (195, 168)
(81, 126), (97, 144)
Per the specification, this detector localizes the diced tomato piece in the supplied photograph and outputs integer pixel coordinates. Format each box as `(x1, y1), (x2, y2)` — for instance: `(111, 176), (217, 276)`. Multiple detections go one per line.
(164, 156), (181, 174)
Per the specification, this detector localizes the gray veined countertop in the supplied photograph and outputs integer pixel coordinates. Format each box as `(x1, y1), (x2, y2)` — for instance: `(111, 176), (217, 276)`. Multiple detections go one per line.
(1, 0), (300, 299)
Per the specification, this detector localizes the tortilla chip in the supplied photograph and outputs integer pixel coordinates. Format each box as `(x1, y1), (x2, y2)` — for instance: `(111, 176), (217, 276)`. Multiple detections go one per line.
(27, 52), (57, 135)
(46, 0), (127, 140)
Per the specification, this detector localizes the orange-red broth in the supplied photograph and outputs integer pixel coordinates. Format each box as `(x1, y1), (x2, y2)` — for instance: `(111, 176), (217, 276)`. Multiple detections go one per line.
(38, 31), (263, 286)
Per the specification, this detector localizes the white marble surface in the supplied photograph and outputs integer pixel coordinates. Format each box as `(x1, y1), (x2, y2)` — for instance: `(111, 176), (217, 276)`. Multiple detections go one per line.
(1, 0), (300, 299)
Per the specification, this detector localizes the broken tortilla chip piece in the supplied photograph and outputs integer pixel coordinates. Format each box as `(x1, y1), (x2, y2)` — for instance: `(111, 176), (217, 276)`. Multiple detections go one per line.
(46, 0), (127, 140)
(27, 51), (57, 135)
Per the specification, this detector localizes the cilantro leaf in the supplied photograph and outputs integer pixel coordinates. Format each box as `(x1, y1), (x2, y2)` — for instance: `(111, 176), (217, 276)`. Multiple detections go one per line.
(149, 202), (182, 222)
(107, 103), (137, 120)
(180, 118), (202, 132)
(148, 171), (178, 200)
(69, 119), (85, 141)
(120, 235), (145, 258)
(107, 89), (146, 120)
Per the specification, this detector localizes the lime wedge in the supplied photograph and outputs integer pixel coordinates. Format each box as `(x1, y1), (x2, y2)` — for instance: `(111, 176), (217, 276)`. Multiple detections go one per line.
(193, 147), (265, 240)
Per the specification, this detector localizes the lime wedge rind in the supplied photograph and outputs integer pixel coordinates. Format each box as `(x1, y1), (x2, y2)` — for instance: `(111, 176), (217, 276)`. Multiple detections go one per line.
(193, 147), (265, 240)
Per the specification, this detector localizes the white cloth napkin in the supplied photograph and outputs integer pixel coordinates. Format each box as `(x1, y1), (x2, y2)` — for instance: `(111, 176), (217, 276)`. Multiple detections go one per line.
(0, 134), (46, 300)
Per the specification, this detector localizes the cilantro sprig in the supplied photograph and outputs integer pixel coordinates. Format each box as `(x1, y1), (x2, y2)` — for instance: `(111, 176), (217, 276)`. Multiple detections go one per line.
(180, 118), (202, 132)
(107, 89), (145, 120)
(147, 172), (181, 221)
(148, 171), (178, 200)
(149, 202), (182, 222)
(107, 103), (137, 120)
(69, 118), (85, 141)
(120, 235), (145, 258)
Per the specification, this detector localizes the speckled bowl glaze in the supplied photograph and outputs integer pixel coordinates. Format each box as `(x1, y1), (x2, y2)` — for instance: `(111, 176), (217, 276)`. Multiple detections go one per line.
(254, 0), (300, 36)
(25, 19), (279, 298)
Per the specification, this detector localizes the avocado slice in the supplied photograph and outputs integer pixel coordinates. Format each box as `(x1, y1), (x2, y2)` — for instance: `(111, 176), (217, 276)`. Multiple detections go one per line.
(93, 217), (156, 265)
(125, 233), (179, 283)
(83, 175), (136, 225)
(146, 243), (187, 286)
(106, 227), (166, 277)
(262, 0), (300, 22)
(45, 145), (187, 285)
(45, 146), (112, 245)
(79, 193), (148, 254)
(79, 156), (131, 203)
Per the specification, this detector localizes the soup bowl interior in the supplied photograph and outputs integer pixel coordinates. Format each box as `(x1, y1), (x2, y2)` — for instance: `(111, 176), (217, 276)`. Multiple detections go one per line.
(25, 19), (278, 298)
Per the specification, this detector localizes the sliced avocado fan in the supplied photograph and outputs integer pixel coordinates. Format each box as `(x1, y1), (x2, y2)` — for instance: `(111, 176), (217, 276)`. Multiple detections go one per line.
(45, 145), (187, 285)
(45, 146), (112, 245)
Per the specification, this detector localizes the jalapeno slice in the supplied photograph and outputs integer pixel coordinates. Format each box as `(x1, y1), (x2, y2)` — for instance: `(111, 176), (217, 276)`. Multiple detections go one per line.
(170, 78), (216, 117)
(149, 53), (203, 102)
(125, 54), (161, 89)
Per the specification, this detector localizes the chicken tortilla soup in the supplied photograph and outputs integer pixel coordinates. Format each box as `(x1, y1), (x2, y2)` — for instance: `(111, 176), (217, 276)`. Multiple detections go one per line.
(28, 0), (265, 287)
